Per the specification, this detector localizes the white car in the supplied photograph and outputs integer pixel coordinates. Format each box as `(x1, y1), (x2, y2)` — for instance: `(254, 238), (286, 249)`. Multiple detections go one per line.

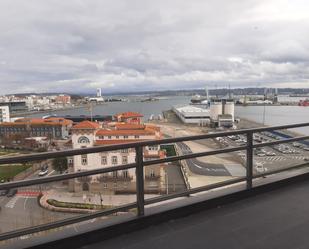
(38, 169), (48, 177)
(266, 152), (276, 156)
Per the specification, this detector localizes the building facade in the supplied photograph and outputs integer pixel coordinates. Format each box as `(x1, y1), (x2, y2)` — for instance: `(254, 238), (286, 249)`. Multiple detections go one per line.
(69, 114), (166, 194)
(0, 106), (10, 122)
(0, 117), (73, 143)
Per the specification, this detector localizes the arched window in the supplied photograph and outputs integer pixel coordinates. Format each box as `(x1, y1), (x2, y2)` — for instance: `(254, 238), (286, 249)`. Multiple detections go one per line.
(78, 136), (90, 144)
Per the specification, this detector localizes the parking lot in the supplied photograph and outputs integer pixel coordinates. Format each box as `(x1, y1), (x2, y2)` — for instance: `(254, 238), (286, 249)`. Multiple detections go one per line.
(215, 131), (309, 175)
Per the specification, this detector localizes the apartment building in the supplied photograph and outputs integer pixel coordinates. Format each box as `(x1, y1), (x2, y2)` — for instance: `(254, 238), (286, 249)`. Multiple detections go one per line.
(0, 117), (73, 141)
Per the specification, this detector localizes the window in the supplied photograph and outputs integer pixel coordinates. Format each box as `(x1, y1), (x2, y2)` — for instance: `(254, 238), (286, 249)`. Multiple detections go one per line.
(148, 145), (158, 151)
(108, 136), (112, 139)
(134, 135), (139, 139)
(116, 135), (119, 139)
(122, 156), (128, 165)
(81, 155), (87, 165)
(123, 170), (128, 178)
(101, 156), (107, 165)
(78, 136), (90, 144)
(150, 170), (155, 178)
(121, 149), (129, 153)
(124, 135), (128, 139)
(112, 156), (118, 165)
(113, 171), (118, 178)
(113, 182), (117, 189)
(103, 183), (108, 189)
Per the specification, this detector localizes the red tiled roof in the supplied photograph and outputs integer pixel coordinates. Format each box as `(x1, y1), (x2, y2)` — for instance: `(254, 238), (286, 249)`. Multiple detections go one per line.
(94, 139), (147, 145)
(114, 112), (144, 118)
(115, 123), (146, 130)
(2, 117), (72, 126)
(96, 129), (155, 136)
(72, 121), (100, 129)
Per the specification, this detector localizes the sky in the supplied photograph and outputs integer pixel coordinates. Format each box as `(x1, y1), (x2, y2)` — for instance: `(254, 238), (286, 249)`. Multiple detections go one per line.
(1, 0), (309, 94)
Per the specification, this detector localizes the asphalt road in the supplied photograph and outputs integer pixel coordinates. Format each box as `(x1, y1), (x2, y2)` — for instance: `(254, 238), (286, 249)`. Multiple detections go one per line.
(0, 164), (73, 235)
(177, 142), (231, 176)
(0, 194), (74, 234)
(165, 163), (187, 193)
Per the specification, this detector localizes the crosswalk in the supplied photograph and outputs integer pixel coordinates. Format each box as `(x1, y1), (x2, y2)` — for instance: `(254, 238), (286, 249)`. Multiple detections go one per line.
(259, 156), (305, 162)
(5, 196), (19, 208)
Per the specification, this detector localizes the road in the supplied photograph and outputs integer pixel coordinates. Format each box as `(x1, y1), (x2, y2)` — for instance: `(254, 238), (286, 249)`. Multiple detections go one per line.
(165, 163), (187, 194)
(0, 194), (74, 234)
(177, 142), (232, 176)
(0, 163), (73, 235)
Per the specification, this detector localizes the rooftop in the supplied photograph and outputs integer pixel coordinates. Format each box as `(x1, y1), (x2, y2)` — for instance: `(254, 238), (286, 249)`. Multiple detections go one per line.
(71, 120), (101, 129)
(114, 112), (144, 118)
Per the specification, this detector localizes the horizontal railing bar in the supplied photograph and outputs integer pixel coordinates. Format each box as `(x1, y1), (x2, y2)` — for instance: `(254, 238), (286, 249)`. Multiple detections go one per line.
(0, 163), (136, 190)
(143, 146), (248, 166)
(253, 135), (309, 148)
(145, 177), (246, 205)
(0, 202), (137, 242)
(1, 122), (309, 165)
(0, 142), (145, 165)
(253, 163), (309, 179)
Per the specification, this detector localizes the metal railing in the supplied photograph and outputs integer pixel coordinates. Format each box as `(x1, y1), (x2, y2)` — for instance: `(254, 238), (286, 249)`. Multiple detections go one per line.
(1, 122), (309, 241)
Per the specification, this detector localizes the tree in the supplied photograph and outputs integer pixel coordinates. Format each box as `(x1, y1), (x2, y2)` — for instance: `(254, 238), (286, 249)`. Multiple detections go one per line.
(52, 157), (68, 173)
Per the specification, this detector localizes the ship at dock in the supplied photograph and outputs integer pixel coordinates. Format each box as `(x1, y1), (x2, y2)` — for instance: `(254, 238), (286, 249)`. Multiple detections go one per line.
(190, 87), (209, 104)
(299, 99), (309, 106)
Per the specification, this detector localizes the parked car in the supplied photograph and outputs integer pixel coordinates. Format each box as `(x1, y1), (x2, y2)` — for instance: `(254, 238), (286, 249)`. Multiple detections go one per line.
(266, 152), (276, 156)
(6, 189), (17, 197)
(38, 169), (49, 177)
(255, 163), (267, 173)
(0, 189), (8, 196)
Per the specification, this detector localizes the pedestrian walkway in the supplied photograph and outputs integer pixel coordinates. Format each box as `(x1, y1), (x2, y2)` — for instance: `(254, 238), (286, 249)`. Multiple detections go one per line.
(17, 190), (41, 197)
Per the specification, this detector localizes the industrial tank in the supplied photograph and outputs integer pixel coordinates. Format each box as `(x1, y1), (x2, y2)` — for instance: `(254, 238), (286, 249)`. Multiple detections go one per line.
(210, 100), (223, 121)
(223, 100), (235, 121)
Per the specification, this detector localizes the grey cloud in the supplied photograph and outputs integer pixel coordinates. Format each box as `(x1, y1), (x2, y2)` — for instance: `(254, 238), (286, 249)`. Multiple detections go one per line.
(0, 0), (309, 94)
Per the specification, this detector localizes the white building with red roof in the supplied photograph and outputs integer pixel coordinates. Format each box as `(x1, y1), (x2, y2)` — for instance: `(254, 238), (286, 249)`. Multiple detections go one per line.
(69, 114), (165, 194)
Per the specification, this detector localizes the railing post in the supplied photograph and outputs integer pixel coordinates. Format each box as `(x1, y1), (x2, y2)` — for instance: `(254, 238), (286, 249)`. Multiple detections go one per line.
(246, 131), (253, 189)
(135, 146), (145, 216)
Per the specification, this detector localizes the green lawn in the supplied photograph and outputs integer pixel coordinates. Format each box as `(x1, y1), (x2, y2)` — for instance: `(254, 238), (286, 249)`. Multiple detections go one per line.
(160, 144), (177, 157)
(0, 148), (23, 156)
(0, 164), (32, 181)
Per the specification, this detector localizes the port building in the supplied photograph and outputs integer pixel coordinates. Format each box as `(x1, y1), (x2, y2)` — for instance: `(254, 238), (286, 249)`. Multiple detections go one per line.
(69, 112), (166, 194)
(173, 99), (235, 128)
(173, 105), (211, 125)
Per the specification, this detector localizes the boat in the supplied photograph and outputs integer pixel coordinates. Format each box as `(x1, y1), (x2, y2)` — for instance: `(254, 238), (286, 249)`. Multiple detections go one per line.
(190, 94), (207, 104)
(299, 99), (309, 106)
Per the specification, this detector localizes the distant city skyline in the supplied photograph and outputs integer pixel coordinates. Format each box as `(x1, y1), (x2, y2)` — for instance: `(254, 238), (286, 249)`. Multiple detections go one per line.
(1, 0), (309, 94)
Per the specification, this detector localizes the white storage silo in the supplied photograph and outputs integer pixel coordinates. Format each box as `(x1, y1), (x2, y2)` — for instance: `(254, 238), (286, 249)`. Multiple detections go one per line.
(210, 101), (223, 121)
(224, 101), (235, 121)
